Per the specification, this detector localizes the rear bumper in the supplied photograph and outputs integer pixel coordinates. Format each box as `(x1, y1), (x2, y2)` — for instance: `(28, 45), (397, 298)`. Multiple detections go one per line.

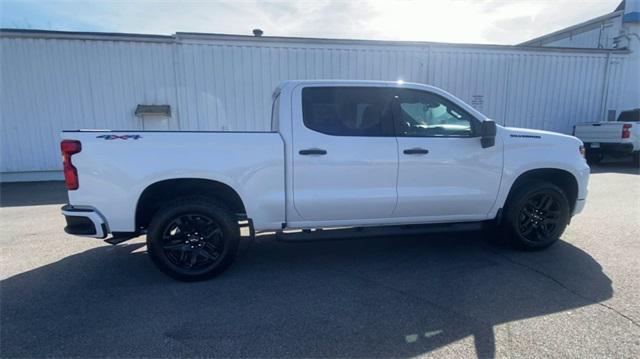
(585, 142), (634, 154)
(61, 204), (108, 239)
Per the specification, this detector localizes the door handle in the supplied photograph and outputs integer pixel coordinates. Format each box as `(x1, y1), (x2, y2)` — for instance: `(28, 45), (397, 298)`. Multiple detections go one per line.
(299, 148), (327, 155)
(403, 148), (429, 155)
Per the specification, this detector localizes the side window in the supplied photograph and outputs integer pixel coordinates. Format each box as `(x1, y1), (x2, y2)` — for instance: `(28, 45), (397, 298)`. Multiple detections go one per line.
(395, 89), (477, 137)
(302, 87), (394, 136)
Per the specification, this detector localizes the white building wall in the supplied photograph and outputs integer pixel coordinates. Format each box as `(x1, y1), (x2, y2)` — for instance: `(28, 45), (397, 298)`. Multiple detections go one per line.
(610, 21), (640, 113)
(424, 48), (623, 134)
(0, 31), (633, 180)
(173, 36), (627, 135)
(1, 36), (177, 178)
(520, 1), (640, 115)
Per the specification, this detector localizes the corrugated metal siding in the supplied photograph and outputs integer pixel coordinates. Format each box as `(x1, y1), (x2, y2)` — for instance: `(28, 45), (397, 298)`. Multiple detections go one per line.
(503, 52), (609, 133)
(174, 40), (622, 134)
(427, 49), (511, 121)
(175, 41), (427, 131)
(604, 54), (640, 117)
(1, 37), (176, 173)
(0, 33), (634, 175)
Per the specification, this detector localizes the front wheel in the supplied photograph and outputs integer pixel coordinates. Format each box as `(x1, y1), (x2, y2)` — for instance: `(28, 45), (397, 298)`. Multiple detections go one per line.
(503, 182), (570, 250)
(146, 196), (240, 281)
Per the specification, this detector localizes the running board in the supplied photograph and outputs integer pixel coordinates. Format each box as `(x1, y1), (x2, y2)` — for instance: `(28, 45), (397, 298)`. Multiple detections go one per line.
(276, 221), (487, 242)
(104, 232), (139, 245)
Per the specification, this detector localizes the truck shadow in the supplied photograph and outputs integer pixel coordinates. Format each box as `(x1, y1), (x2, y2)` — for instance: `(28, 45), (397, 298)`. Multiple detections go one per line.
(589, 161), (639, 175)
(1, 233), (612, 358)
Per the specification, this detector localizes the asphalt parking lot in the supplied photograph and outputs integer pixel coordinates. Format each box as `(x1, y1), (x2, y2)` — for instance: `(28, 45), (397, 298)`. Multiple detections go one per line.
(1, 162), (639, 358)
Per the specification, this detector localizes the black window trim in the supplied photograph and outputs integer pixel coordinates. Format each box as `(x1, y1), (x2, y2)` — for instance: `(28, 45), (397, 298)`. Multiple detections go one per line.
(271, 92), (281, 131)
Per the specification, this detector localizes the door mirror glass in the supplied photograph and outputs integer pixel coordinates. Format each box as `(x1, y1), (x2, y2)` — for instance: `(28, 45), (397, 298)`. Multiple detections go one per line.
(480, 120), (497, 148)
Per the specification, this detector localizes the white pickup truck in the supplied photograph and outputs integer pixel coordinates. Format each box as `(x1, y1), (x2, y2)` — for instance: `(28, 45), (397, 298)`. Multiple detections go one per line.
(61, 80), (590, 281)
(573, 108), (640, 166)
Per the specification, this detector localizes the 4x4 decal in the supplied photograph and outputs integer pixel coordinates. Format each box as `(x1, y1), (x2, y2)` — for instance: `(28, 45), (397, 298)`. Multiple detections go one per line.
(96, 135), (142, 140)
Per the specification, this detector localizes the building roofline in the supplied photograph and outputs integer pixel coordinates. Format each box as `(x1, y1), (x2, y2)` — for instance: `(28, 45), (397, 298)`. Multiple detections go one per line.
(175, 31), (630, 53)
(0, 28), (630, 54)
(177, 32), (631, 54)
(518, 10), (624, 46)
(0, 28), (174, 43)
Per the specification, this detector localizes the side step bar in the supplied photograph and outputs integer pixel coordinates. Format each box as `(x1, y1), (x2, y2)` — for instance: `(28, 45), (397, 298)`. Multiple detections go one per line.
(275, 221), (488, 242)
(105, 232), (139, 245)
(103, 218), (256, 245)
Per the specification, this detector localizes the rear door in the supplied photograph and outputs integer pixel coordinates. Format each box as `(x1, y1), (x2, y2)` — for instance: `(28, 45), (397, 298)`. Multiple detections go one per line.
(291, 85), (399, 222)
(392, 88), (503, 221)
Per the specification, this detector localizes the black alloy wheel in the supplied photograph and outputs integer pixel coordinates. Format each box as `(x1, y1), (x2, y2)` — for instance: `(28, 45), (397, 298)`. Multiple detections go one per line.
(161, 214), (224, 270)
(147, 197), (240, 281)
(504, 181), (570, 250)
(516, 192), (563, 242)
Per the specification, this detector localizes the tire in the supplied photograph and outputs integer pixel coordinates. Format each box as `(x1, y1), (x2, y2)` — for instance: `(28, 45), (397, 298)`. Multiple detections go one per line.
(146, 196), (240, 282)
(632, 152), (640, 168)
(502, 181), (570, 250)
(586, 150), (604, 165)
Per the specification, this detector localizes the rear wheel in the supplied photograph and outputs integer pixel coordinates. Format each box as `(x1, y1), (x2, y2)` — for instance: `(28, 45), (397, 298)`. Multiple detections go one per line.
(586, 149), (604, 165)
(147, 196), (240, 281)
(503, 182), (570, 250)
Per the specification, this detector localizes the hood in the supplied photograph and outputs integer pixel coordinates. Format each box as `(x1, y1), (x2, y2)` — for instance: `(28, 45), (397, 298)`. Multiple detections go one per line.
(501, 126), (581, 144)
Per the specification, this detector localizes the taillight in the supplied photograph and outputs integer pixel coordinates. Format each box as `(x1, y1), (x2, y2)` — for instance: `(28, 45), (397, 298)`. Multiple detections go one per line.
(61, 140), (81, 190)
(622, 123), (632, 139)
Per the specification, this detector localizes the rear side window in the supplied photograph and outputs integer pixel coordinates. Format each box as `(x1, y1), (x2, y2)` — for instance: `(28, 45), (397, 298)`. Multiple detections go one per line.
(302, 87), (394, 136)
(617, 109), (640, 122)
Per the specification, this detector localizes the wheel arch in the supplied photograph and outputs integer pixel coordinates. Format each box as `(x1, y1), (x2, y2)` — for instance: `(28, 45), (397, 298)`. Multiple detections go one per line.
(504, 168), (579, 213)
(135, 178), (247, 231)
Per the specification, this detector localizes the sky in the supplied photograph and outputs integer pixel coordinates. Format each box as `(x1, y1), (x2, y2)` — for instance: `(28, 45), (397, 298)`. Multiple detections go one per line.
(0, 0), (622, 45)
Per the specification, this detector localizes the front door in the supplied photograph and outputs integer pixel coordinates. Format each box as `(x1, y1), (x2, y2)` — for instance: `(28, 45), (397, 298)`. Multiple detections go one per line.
(292, 85), (399, 222)
(392, 88), (503, 221)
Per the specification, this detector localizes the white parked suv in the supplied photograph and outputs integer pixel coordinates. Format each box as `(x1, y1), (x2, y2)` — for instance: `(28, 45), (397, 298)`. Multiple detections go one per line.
(60, 80), (590, 281)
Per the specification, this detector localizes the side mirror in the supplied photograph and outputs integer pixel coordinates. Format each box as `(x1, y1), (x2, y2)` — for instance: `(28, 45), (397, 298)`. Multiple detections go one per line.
(480, 120), (497, 148)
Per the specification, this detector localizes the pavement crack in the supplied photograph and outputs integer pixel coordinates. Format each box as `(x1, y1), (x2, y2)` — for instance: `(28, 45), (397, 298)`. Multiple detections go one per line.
(483, 245), (640, 329)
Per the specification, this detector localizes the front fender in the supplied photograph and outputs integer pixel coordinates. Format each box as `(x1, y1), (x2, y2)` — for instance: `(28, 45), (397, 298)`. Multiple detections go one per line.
(489, 130), (589, 218)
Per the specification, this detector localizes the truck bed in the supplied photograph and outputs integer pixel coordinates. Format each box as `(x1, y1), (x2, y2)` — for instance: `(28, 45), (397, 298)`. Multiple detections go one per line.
(61, 130), (286, 232)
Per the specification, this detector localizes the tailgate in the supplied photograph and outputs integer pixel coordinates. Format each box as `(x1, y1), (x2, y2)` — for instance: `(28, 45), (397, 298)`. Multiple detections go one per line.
(574, 123), (623, 143)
